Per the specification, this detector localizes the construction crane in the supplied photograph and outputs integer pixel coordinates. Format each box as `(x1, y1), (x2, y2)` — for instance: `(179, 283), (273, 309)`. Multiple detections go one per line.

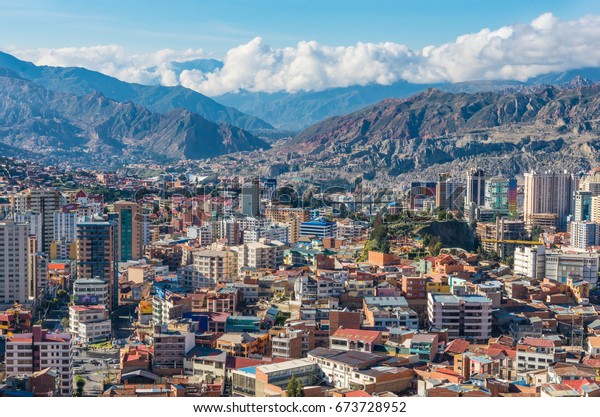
(480, 239), (543, 245)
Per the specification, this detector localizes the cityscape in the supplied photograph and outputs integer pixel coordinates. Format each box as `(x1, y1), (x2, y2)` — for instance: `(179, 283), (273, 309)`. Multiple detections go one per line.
(2, 0), (600, 402)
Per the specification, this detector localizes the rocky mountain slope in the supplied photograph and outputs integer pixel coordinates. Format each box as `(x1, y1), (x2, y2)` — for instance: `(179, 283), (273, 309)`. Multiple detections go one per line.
(0, 69), (268, 165)
(285, 84), (600, 181)
(0, 52), (273, 131)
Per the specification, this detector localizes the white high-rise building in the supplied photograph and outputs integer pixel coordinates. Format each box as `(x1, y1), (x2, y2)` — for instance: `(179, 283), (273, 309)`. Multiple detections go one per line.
(0, 221), (29, 305)
(14, 211), (43, 252)
(514, 245), (546, 279)
(53, 211), (80, 243)
(570, 221), (599, 250)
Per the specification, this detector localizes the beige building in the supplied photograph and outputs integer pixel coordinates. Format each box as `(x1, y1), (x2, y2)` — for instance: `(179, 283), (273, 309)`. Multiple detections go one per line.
(0, 221), (29, 305)
(524, 171), (578, 230)
(234, 239), (285, 273)
(193, 248), (237, 283)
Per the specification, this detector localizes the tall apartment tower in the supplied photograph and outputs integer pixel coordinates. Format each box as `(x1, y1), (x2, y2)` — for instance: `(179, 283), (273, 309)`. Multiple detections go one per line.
(113, 201), (143, 262)
(523, 171), (578, 230)
(574, 190), (593, 222)
(466, 168), (486, 206)
(76, 219), (118, 310)
(240, 178), (260, 217)
(0, 221), (29, 305)
(11, 188), (62, 253)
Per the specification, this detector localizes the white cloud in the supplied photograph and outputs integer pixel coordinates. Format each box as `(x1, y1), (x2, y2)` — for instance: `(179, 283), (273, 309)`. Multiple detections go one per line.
(7, 13), (600, 95)
(7, 44), (206, 85)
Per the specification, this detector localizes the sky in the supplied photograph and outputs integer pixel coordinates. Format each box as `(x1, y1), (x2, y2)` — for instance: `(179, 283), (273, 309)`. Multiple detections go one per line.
(1, 0), (600, 95)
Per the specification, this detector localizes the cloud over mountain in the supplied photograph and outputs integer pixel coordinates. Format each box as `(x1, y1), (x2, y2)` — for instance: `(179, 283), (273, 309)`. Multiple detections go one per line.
(8, 13), (600, 95)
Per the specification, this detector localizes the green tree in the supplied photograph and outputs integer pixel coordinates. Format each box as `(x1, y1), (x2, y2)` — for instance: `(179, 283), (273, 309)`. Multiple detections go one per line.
(286, 375), (297, 397)
(531, 225), (543, 241)
(60, 317), (69, 329)
(274, 311), (290, 326)
(437, 209), (447, 221)
(286, 375), (304, 397)
(74, 375), (85, 397)
(295, 380), (304, 397)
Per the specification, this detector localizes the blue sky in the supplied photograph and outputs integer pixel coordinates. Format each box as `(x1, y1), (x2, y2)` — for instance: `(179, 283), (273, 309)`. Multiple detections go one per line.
(2, 0), (600, 95)
(2, 0), (600, 55)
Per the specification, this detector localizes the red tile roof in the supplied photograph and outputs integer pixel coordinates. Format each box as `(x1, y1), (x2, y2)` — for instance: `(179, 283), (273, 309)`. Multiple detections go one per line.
(444, 339), (470, 354)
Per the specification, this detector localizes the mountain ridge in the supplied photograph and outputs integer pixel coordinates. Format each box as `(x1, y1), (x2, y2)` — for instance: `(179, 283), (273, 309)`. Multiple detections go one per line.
(0, 51), (273, 131)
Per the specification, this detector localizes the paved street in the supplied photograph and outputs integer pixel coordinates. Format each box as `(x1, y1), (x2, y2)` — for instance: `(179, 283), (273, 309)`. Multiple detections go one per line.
(73, 347), (120, 395)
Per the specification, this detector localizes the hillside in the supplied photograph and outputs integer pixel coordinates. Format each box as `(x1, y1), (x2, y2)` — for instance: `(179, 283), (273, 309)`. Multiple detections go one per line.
(0, 51), (273, 131)
(286, 85), (600, 180)
(0, 69), (269, 166)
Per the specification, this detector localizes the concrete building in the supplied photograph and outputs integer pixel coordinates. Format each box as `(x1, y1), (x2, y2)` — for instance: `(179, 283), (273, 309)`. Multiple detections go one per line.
(570, 221), (599, 250)
(516, 337), (560, 374)
(514, 245), (546, 279)
(53, 211), (80, 243)
(329, 328), (382, 352)
(466, 168), (486, 207)
(524, 171), (578, 230)
(5, 325), (73, 396)
(0, 221), (28, 305)
(234, 239), (285, 273)
(240, 178), (260, 217)
(427, 293), (492, 343)
(69, 304), (111, 344)
(300, 219), (337, 239)
(11, 188), (62, 253)
(193, 249), (237, 284)
(76, 220), (118, 310)
(113, 201), (143, 262)
(73, 277), (109, 307)
(545, 251), (599, 287)
(152, 325), (195, 371)
(363, 296), (419, 329)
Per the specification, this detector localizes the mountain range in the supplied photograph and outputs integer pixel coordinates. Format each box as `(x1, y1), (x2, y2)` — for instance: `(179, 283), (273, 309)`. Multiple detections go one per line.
(0, 52), (273, 131)
(284, 83), (600, 181)
(0, 68), (268, 166)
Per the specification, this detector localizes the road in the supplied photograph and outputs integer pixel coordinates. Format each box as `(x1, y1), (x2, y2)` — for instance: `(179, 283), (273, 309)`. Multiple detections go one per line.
(73, 347), (120, 395)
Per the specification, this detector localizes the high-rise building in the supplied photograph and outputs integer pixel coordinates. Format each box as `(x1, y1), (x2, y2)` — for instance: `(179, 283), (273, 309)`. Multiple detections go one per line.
(580, 168), (600, 196)
(113, 201), (143, 262)
(76, 220), (118, 310)
(484, 177), (517, 217)
(523, 171), (578, 230)
(11, 189), (62, 253)
(53, 211), (80, 243)
(5, 325), (73, 396)
(409, 182), (437, 210)
(240, 178), (260, 217)
(466, 168), (486, 207)
(27, 235), (48, 301)
(570, 221), (599, 250)
(436, 173), (464, 211)
(0, 221), (29, 305)
(574, 191), (593, 222)
(13, 211), (43, 252)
